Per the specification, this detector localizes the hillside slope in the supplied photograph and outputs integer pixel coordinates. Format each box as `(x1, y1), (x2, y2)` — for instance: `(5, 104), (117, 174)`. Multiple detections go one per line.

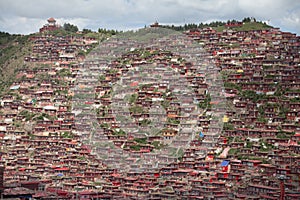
(0, 32), (32, 94)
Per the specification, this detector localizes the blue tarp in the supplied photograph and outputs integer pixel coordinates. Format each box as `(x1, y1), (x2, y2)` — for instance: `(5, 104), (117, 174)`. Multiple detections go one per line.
(57, 173), (64, 177)
(199, 132), (204, 138)
(221, 160), (229, 167)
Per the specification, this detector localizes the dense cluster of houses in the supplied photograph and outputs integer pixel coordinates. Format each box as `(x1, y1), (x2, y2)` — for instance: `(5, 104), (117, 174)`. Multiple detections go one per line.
(0, 21), (300, 199)
(25, 18), (98, 63)
(23, 34), (98, 63)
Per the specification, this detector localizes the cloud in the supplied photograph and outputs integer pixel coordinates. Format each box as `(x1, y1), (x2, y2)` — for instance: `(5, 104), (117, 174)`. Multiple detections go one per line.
(279, 10), (300, 34)
(0, 0), (299, 35)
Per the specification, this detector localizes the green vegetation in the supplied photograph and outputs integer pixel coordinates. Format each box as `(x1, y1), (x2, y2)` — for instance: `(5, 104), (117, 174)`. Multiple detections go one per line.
(13, 121), (22, 128)
(161, 100), (170, 110)
(245, 141), (253, 148)
(130, 145), (141, 151)
(167, 118), (180, 125)
(98, 28), (120, 35)
(129, 94), (138, 104)
(276, 130), (295, 139)
(139, 119), (151, 126)
(19, 110), (36, 121)
(232, 22), (271, 31)
(242, 17), (253, 23)
(112, 129), (126, 136)
(77, 156), (87, 160)
(41, 28), (76, 37)
(224, 82), (241, 91)
(28, 133), (36, 140)
(129, 105), (144, 114)
(161, 21), (226, 31)
(199, 94), (211, 109)
(227, 137), (234, 144)
(100, 123), (109, 128)
(214, 21), (272, 32)
(57, 68), (72, 77)
(34, 113), (57, 121)
(223, 122), (234, 130)
(290, 97), (300, 102)
(134, 137), (148, 144)
(98, 75), (106, 81)
(151, 141), (164, 149)
(240, 90), (267, 102)
(63, 23), (79, 33)
(0, 32), (30, 94)
(161, 17), (272, 32)
(62, 132), (73, 138)
(257, 116), (267, 123)
(0, 31), (18, 45)
(82, 28), (92, 34)
(259, 142), (273, 152)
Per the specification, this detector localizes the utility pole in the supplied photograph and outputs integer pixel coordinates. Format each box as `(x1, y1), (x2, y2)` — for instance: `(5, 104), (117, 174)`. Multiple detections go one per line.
(0, 166), (3, 200)
(278, 175), (286, 200)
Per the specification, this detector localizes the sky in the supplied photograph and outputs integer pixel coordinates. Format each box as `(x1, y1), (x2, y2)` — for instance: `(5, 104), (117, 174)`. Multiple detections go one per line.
(0, 0), (299, 35)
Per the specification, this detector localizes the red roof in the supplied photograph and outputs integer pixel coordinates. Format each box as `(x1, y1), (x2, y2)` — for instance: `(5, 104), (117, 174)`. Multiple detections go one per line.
(130, 81), (139, 87)
(55, 167), (69, 171)
(48, 17), (56, 22)
(79, 190), (97, 195)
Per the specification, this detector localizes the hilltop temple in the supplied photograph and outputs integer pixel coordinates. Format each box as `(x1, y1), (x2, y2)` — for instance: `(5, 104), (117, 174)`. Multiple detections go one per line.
(39, 17), (60, 33)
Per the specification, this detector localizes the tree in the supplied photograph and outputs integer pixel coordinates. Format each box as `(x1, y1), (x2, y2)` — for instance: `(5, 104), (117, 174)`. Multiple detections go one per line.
(63, 23), (79, 33)
(98, 28), (119, 35)
(129, 94), (138, 104)
(242, 17), (251, 23)
(82, 28), (92, 34)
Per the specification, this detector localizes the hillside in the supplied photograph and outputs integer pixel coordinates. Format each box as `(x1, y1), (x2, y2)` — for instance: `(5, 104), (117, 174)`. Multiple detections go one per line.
(0, 28), (113, 95)
(0, 32), (31, 94)
(0, 20), (300, 199)
(214, 21), (272, 32)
